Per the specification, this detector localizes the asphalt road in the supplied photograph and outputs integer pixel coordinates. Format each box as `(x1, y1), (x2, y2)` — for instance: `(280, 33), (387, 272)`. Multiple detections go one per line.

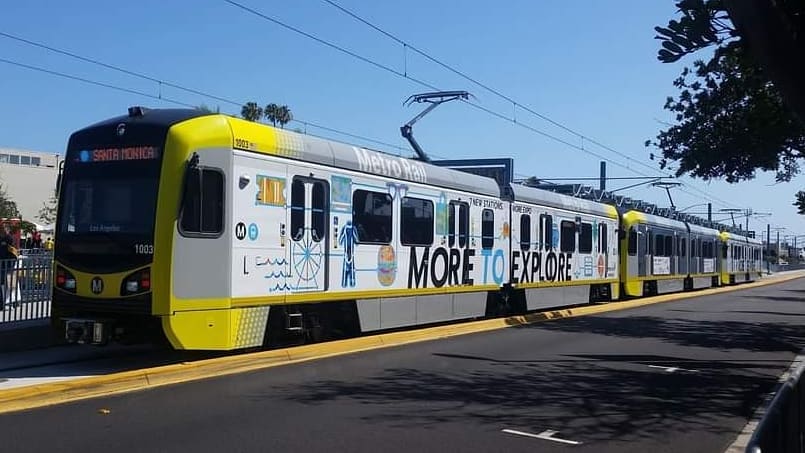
(3, 279), (805, 453)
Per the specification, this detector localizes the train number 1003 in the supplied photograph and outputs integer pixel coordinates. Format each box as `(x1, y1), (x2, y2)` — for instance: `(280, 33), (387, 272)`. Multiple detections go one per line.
(135, 244), (154, 255)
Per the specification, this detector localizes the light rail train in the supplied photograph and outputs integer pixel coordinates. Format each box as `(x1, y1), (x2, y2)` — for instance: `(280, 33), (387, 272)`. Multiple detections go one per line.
(51, 107), (764, 350)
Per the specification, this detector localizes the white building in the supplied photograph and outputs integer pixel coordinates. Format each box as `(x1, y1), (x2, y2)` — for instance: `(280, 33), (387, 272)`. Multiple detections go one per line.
(0, 147), (60, 223)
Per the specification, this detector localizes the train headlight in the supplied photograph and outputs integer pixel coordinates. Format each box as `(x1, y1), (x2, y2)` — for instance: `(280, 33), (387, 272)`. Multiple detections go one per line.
(55, 266), (77, 293)
(121, 268), (151, 296)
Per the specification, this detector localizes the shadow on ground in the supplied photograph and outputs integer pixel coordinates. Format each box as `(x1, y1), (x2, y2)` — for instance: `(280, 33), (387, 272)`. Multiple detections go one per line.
(266, 288), (805, 444)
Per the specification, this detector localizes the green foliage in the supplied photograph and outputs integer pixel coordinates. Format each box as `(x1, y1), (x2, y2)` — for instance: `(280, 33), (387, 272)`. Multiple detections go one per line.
(0, 183), (19, 219)
(264, 103), (293, 128)
(19, 220), (36, 235)
(653, 0), (736, 63)
(37, 196), (57, 225)
(647, 0), (805, 187)
(240, 102), (293, 128)
(794, 191), (805, 214)
(240, 102), (263, 122)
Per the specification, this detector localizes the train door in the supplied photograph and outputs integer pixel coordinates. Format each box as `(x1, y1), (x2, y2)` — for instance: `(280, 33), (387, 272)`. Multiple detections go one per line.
(287, 175), (329, 293)
(597, 222), (608, 278)
(448, 200), (470, 252)
(637, 224), (648, 277)
(678, 235), (688, 275)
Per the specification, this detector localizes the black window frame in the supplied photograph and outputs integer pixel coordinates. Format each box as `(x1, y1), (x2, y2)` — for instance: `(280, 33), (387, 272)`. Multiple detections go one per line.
(655, 234), (665, 257)
(579, 222), (593, 254)
(290, 178), (305, 241)
(599, 223), (608, 253)
(560, 220), (576, 253)
(352, 189), (393, 245)
(179, 166), (225, 238)
(520, 214), (531, 251)
(401, 196), (434, 247)
(628, 227), (637, 256)
(481, 208), (495, 250)
(542, 214), (554, 251)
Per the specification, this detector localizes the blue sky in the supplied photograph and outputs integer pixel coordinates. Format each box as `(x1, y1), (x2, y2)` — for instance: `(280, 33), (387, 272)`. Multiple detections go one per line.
(1, 0), (802, 242)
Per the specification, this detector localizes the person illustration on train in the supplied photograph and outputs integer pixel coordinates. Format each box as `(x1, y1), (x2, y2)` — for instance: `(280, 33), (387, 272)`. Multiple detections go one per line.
(338, 221), (359, 288)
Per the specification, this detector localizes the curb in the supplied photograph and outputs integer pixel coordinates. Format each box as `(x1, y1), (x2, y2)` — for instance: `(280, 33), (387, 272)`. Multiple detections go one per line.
(724, 351), (805, 452)
(1, 271), (804, 415)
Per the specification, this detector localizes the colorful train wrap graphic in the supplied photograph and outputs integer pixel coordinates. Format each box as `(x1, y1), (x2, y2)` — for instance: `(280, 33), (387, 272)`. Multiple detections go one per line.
(51, 108), (764, 350)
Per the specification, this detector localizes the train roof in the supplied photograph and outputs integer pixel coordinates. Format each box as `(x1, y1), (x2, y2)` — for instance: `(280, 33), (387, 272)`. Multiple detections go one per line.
(509, 183), (617, 218)
(224, 116), (502, 198)
(624, 210), (688, 231)
(687, 222), (721, 237)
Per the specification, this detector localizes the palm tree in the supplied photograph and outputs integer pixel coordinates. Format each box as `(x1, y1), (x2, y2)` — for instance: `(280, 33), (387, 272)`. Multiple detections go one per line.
(264, 103), (280, 126)
(241, 102), (263, 122)
(276, 105), (293, 129)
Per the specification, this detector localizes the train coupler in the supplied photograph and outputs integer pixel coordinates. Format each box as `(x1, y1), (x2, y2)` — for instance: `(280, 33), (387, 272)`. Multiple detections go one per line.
(63, 318), (114, 345)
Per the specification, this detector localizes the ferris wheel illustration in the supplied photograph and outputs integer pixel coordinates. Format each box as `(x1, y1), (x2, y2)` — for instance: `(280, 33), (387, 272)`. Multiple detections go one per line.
(291, 227), (323, 290)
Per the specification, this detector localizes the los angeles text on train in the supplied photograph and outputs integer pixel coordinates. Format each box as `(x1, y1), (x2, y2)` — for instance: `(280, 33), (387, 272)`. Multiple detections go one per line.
(50, 107), (763, 350)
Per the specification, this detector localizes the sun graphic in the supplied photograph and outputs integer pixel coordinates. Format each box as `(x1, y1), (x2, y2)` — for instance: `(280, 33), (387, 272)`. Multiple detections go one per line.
(501, 222), (510, 239)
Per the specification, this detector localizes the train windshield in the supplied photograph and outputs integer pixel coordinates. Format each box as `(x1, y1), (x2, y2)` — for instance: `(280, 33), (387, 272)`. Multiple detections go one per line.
(58, 175), (158, 235)
(55, 145), (162, 271)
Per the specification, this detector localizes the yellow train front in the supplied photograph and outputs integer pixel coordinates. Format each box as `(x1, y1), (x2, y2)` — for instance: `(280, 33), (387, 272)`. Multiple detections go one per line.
(719, 231), (764, 284)
(51, 107), (211, 346)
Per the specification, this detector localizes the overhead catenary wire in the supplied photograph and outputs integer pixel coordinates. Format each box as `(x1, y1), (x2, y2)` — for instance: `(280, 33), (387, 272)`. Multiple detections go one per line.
(223, 0), (744, 210)
(2, 16), (742, 211)
(222, 0), (659, 177)
(319, 0), (664, 175)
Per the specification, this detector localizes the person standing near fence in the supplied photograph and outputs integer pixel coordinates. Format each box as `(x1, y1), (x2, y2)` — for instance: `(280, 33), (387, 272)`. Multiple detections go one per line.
(0, 226), (18, 309)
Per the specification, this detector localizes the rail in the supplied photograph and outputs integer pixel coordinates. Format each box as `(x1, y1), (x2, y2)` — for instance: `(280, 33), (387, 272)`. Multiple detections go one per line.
(1, 251), (52, 323)
(746, 360), (805, 452)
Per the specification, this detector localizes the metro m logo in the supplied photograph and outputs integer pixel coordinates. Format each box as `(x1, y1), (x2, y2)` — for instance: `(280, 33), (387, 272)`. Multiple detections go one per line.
(91, 277), (104, 295)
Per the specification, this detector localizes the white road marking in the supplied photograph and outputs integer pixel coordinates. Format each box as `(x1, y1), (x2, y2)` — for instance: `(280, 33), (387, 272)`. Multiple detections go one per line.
(647, 365), (699, 373)
(502, 428), (582, 445)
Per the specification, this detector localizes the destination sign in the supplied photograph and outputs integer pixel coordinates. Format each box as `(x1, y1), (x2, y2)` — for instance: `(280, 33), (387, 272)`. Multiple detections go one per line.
(75, 146), (159, 163)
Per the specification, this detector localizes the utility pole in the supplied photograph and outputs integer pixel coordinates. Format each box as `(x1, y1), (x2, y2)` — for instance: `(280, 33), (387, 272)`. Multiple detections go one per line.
(599, 161), (606, 191)
(767, 223), (771, 273)
(778, 230), (781, 265)
(708, 203), (712, 222)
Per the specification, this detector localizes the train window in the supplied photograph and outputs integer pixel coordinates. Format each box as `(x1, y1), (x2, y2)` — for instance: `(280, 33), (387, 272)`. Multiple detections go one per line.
(520, 214), (531, 251)
(290, 179), (305, 241)
(648, 231), (654, 255)
(579, 222), (592, 253)
(654, 234), (665, 257)
(310, 182), (326, 242)
(681, 238), (686, 257)
(352, 189), (392, 244)
(482, 209), (494, 249)
(179, 167), (224, 237)
(599, 223), (608, 253)
(665, 236), (672, 257)
(542, 214), (554, 251)
(628, 227), (637, 256)
(458, 203), (469, 248)
(448, 202), (456, 247)
(560, 220), (576, 252)
(401, 197), (434, 246)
